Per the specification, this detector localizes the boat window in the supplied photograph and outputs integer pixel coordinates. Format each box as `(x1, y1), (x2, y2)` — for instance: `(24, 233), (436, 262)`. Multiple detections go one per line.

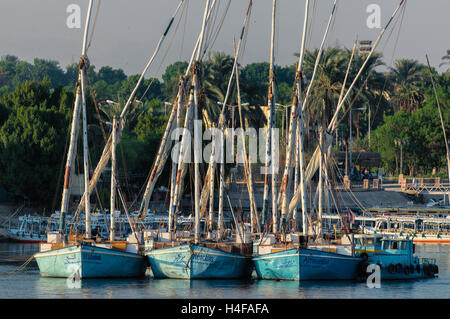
(382, 240), (389, 250)
(391, 241), (398, 249)
(401, 241), (407, 250)
(375, 237), (382, 246)
(366, 238), (374, 246)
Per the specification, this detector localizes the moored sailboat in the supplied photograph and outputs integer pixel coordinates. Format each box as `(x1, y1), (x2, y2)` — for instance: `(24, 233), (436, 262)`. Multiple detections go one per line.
(253, 0), (407, 281)
(34, 0), (150, 278)
(145, 0), (255, 280)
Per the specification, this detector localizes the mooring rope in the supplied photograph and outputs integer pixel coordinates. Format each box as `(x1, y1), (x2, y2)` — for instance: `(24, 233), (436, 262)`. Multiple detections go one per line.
(3, 254), (35, 276)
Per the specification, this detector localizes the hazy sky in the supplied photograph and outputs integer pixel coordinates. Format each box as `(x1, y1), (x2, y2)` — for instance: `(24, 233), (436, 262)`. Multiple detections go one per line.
(1, 0), (449, 78)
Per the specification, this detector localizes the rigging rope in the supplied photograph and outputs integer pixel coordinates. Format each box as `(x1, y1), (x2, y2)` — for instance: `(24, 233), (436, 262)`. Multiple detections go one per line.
(138, 0), (188, 103)
(51, 117), (72, 213)
(179, 0), (190, 61)
(332, 2), (406, 133)
(305, 0), (317, 52)
(86, 0), (101, 52)
(370, 2), (407, 131)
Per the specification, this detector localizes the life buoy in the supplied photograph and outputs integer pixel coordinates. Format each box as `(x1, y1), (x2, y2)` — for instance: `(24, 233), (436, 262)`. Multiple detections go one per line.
(388, 264), (395, 274)
(395, 263), (402, 273)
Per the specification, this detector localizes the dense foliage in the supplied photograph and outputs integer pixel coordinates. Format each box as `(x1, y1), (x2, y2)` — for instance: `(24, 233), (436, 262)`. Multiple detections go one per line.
(0, 47), (448, 207)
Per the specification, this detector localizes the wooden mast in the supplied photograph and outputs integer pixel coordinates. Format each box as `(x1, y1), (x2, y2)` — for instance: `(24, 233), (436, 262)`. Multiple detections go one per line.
(289, 0), (406, 213)
(262, 0), (278, 233)
(317, 128), (324, 239)
(110, 117), (117, 242)
(297, 0), (310, 237)
(279, 0), (311, 235)
(193, 0), (212, 244)
(426, 54), (450, 205)
(141, 1), (218, 217)
(168, 1), (219, 239)
(75, 0), (185, 215)
(168, 79), (186, 236)
(59, 0), (94, 233)
(80, 0), (94, 240)
(59, 76), (81, 232)
(81, 69), (90, 239)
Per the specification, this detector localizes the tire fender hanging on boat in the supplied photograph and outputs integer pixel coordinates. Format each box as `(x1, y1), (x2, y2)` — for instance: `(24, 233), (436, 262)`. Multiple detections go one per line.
(388, 264), (395, 274)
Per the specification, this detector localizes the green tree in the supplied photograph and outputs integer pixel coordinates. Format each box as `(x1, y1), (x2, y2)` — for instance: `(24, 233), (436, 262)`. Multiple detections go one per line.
(439, 49), (450, 73)
(0, 82), (69, 205)
(389, 59), (426, 112)
(162, 61), (188, 100)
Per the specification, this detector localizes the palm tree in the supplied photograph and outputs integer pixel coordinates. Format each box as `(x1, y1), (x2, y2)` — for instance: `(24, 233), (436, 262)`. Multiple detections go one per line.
(439, 49), (450, 73)
(301, 47), (346, 149)
(201, 52), (235, 126)
(301, 47), (387, 148)
(99, 99), (145, 130)
(389, 59), (426, 112)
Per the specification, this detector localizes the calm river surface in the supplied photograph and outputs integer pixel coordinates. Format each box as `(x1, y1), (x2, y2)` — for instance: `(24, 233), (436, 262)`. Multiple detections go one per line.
(0, 242), (448, 299)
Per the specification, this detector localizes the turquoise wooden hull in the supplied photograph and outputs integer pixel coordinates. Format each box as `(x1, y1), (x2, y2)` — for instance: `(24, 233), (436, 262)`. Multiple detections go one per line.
(362, 254), (438, 280)
(34, 245), (147, 278)
(253, 248), (361, 281)
(146, 244), (252, 279)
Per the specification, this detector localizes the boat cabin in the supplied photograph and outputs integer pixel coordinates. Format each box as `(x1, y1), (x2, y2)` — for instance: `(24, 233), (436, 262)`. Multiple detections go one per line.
(356, 235), (417, 267)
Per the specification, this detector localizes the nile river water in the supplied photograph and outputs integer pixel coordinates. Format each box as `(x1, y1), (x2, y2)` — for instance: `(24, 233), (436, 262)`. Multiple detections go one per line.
(0, 242), (448, 299)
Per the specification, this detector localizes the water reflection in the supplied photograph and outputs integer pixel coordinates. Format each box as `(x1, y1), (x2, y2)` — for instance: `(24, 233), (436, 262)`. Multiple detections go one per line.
(0, 242), (448, 298)
(0, 242), (38, 263)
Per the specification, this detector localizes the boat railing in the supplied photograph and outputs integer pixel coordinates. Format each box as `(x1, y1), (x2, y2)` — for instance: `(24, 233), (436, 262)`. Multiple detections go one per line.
(421, 257), (436, 265)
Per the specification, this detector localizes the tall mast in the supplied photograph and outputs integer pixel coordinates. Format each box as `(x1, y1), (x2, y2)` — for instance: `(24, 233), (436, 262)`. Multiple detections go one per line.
(262, 0), (278, 233)
(76, 0), (185, 215)
(234, 28), (259, 234)
(81, 73), (90, 239)
(297, 0), (310, 236)
(171, 91), (194, 236)
(199, 1), (253, 226)
(169, 1), (219, 238)
(207, 128), (216, 238)
(194, 0), (212, 244)
(81, 1), (94, 239)
(200, 1), (254, 235)
(140, 0), (218, 217)
(59, 76), (81, 232)
(317, 122), (325, 239)
(110, 117), (118, 242)
(279, 0), (311, 234)
(425, 55), (450, 205)
(168, 79), (186, 236)
(270, 0), (278, 234)
(289, 0), (406, 213)
(59, 0), (94, 232)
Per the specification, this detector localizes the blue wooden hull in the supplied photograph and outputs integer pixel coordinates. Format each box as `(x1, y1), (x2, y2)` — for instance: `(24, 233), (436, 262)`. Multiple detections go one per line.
(146, 244), (252, 279)
(34, 245), (147, 278)
(253, 248), (361, 281)
(364, 254), (437, 280)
